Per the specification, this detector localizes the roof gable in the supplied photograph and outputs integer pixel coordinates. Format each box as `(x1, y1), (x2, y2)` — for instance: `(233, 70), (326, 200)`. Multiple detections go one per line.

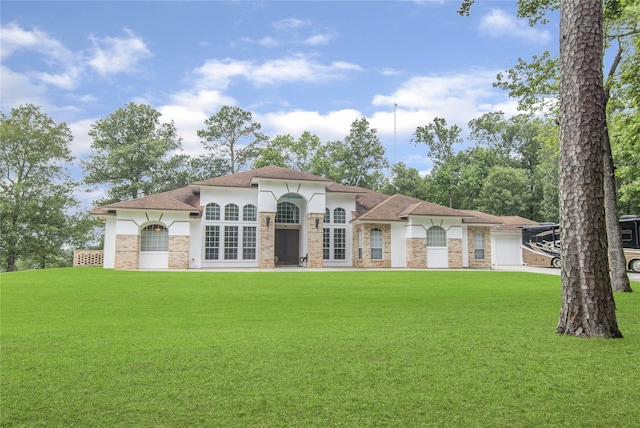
(192, 166), (331, 188)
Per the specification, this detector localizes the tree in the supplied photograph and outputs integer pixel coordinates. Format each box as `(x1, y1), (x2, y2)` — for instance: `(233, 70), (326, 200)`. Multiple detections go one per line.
(0, 105), (80, 271)
(478, 166), (531, 217)
(556, 0), (621, 337)
(328, 117), (389, 190)
(482, 0), (637, 292)
(382, 162), (429, 199)
(197, 106), (268, 174)
(83, 102), (184, 204)
(413, 117), (463, 208)
(253, 131), (333, 176)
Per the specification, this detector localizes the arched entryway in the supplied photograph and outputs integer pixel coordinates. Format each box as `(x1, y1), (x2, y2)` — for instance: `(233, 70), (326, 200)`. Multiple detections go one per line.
(274, 194), (305, 266)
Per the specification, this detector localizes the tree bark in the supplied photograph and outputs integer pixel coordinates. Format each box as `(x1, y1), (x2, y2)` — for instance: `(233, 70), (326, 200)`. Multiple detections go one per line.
(603, 118), (632, 292)
(556, 0), (622, 338)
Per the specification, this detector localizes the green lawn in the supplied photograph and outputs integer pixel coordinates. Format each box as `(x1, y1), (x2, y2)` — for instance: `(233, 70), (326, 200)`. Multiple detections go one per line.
(1, 269), (639, 427)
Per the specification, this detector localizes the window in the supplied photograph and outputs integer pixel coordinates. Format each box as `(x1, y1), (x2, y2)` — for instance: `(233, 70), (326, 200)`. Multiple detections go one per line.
(323, 228), (330, 260)
(204, 226), (220, 260)
(324, 208), (330, 223)
(334, 228), (346, 260)
(370, 228), (383, 260)
(205, 203), (220, 221)
(474, 232), (485, 260)
(333, 208), (346, 224)
(243, 226), (257, 259)
(224, 226), (238, 259)
(276, 202), (299, 224)
(427, 226), (446, 247)
(140, 224), (168, 251)
(225, 204), (239, 221)
(243, 204), (257, 222)
(357, 229), (363, 260)
(622, 230), (632, 242)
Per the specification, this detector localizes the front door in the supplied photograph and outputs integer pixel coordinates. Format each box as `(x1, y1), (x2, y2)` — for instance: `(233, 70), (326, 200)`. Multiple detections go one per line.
(275, 228), (300, 265)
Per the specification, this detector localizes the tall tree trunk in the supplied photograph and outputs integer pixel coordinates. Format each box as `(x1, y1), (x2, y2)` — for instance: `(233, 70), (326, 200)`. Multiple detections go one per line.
(602, 41), (632, 292)
(603, 119), (632, 292)
(556, 0), (622, 338)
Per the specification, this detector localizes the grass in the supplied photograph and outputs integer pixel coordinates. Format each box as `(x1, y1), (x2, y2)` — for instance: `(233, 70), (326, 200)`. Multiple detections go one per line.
(1, 269), (639, 427)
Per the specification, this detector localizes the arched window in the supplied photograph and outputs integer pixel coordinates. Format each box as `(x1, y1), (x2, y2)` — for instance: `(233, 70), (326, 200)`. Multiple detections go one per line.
(276, 202), (299, 224)
(427, 226), (447, 247)
(370, 228), (383, 260)
(243, 204), (257, 221)
(333, 208), (346, 224)
(225, 204), (239, 221)
(205, 203), (220, 221)
(140, 224), (168, 252)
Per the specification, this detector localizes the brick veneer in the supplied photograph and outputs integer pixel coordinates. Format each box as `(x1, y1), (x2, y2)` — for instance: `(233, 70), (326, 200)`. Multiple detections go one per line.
(353, 224), (391, 268)
(406, 238), (427, 268)
(114, 234), (139, 270)
(168, 235), (190, 269)
(259, 212), (276, 268)
(448, 238), (463, 268)
(467, 226), (492, 268)
(307, 213), (324, 268)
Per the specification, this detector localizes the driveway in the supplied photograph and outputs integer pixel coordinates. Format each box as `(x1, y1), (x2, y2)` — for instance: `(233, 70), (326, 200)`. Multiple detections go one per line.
(496, 264), (640, 282)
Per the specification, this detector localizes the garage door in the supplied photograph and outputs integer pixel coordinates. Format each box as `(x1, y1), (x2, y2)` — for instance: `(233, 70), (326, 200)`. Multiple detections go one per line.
(494, 234), (522, 266)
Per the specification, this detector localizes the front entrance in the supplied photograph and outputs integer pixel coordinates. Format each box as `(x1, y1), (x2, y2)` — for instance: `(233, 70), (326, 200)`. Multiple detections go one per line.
(275, 228), (300, 265)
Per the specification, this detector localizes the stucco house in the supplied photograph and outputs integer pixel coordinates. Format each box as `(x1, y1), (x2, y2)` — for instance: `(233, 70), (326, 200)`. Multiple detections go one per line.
(91, 166), (536, 270)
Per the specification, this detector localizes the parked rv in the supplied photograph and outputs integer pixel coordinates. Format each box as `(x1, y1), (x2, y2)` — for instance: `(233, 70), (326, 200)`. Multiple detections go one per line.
(522, 217), (640, 272)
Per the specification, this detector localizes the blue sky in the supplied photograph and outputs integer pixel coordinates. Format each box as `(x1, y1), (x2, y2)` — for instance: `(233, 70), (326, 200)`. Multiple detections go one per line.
(1, 0), (559, 179)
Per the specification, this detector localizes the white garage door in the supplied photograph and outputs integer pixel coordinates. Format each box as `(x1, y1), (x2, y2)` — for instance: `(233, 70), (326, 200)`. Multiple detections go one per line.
(494, 234), (522, 266)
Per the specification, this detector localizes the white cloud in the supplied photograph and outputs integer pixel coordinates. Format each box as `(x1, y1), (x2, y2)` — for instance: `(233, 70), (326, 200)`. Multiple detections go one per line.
(0, 66), (49, 111)
(0, 22), (83, 90)
(272, 18), (311, 31)
(259, 109), (362, 142)
(302, 33), (333, 46)
(479, 9), (551, 43)
(195, 55), (363, 89)
(88, 29), (152, 76)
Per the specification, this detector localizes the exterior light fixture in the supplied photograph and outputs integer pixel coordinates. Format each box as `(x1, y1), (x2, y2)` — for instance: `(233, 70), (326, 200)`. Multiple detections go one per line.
(315, 217), (320, 229)
(266, 216), (271, 228)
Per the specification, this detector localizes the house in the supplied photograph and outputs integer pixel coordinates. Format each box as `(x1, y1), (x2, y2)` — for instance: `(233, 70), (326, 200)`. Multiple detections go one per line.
(91, 166), (537, 270)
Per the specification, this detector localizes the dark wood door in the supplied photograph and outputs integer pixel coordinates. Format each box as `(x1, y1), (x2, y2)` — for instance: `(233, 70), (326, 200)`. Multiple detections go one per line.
(275, 229), (300, 265)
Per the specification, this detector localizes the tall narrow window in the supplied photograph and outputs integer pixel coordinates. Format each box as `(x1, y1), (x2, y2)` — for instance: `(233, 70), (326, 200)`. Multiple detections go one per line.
(225, 204), (239, 221)
(324, 208), (330, 223)
(333, 208), (346, 224)
(370, 228), (383, 260)
(474, 232), (485, 260)
(243, 204), (257, 222)
(357, 229), (363, 260)
(323, 228), (330, 260)
(426, 226), (446, 247)
(334, 228), (346, 260)
(205, 203), (220, 221)
(224, 226), (238, 259)
(243, 226), (257, 259)
(140, 224), (168, 251)
(204, 225), (220, 260)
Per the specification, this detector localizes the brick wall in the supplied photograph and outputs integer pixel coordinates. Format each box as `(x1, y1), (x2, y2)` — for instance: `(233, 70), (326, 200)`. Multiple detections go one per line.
(448, 238), (463, 268)
(168, 235), (190, 269)
(353, 224), (391, 268)
(259, 212), (276, 268)
(467, 226), (492, 268)
(406, 238), (427, 268)
(307, 213), (324, 268)
(114, 235), (139, 270)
